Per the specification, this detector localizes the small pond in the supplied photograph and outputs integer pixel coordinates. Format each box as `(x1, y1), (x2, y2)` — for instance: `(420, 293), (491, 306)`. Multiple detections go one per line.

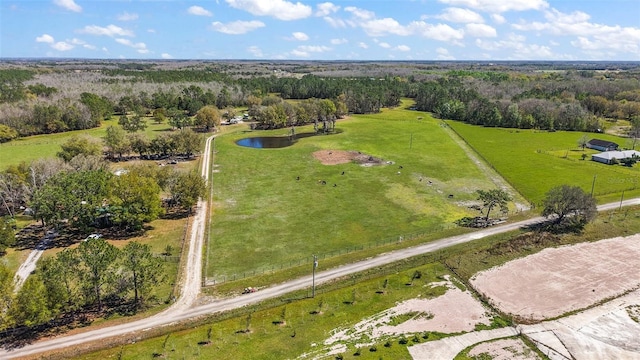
(236, 132), (318, 149)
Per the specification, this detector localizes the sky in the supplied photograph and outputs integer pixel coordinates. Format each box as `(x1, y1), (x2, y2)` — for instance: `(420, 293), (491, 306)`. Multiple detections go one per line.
(1, 0), (639, 61)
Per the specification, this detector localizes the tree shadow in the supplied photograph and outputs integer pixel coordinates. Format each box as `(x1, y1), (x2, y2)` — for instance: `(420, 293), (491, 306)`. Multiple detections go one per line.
(522, 219), (586, 235)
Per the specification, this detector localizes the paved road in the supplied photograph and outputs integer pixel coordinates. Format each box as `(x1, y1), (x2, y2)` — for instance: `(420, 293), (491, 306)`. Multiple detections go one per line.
(3, 146), (640, 359)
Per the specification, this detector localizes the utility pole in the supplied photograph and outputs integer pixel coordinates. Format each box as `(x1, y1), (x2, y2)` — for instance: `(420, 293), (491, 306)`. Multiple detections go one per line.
(620, 190), (625, 211)
(591, 174), (597, 196)
(312, 254), (318, 298)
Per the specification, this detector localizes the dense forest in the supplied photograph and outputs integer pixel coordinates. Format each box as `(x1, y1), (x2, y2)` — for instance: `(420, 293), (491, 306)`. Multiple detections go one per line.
(1, 61), (638, 140)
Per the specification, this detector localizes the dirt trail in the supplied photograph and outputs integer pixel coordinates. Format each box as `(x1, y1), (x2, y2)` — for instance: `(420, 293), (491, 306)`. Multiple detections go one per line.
(439, 121), (530, 211)
(12, 232), (55, 293)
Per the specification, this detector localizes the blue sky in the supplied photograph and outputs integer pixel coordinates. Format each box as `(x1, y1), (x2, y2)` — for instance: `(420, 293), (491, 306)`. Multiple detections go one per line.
(1, 0), (639, 60)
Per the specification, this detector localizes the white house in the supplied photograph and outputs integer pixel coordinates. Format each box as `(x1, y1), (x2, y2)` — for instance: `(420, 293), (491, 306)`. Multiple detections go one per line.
(592, 150), (640, 165)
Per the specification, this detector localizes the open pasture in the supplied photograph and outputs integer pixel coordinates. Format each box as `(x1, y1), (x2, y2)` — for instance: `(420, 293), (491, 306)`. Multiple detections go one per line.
(0, 118), (174, 170)
(446, 122), (640, 204)
(206, 105), (498, 280)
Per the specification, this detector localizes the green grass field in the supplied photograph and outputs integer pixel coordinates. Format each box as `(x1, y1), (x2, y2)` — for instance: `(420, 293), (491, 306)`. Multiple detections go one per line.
(206, 104), (499, 280)
(0, 117), (174, 170)
(446, 121), (640, 204)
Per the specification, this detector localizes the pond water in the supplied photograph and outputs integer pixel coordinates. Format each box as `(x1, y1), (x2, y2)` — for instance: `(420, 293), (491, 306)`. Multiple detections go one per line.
(236, 132), (317, 149)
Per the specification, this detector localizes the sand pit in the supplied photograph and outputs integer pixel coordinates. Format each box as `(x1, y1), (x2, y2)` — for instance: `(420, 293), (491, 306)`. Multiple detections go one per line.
(471, 234), (640, 321)
(312, 150), (385, 166)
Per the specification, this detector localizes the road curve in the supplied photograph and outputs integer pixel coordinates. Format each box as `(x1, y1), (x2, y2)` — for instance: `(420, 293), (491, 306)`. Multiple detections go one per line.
(3, 147), (640, 358)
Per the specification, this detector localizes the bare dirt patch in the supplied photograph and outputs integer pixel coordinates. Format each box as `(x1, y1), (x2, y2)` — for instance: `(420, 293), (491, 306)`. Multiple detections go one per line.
(468, 338), (542, 360)
(298, 276), (493, 359)
(312, 150), (386, 166)
(470, 234), (640, 322)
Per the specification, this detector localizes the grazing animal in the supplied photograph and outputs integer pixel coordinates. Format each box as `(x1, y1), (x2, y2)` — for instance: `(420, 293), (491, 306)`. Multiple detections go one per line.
(341, 171), (345, 175)
(296, 176), (300, 181)
(333, 183), (337, 187)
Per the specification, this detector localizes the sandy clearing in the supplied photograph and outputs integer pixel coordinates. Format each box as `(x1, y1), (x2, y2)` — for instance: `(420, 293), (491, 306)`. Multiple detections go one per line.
(468, 338), (542, 360)
(298, 277), (494, 359)
(470, 234), (640, 321)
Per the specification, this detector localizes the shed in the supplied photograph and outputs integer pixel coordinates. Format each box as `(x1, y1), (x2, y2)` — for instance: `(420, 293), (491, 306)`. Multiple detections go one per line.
(586, 139), (619, 152)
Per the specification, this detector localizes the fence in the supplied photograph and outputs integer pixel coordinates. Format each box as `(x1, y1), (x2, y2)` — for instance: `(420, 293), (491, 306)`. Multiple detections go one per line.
(204, 224), (457, 286)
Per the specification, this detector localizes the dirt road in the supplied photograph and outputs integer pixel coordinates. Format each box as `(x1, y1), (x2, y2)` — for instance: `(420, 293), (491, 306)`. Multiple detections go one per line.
(3, 140), (640, 359)
(12, 231), (55, 293)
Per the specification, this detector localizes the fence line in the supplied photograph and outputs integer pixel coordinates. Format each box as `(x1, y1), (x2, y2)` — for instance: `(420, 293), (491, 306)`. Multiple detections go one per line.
(204, 224), (458, 286)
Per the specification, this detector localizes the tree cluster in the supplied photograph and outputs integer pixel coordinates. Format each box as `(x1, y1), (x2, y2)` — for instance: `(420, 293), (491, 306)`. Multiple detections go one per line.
(0, 159), (205, 229)
(0, 239), (165, 332)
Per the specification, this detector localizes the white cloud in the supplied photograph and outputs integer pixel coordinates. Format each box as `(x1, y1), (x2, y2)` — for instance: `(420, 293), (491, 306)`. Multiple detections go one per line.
(475, 35), (556, 59)
(51, 41), (74, 51)
(512, 8), (640, 56)
(323, 16), (347, 28)
(436, 47), (455, 60)
(247, 45), (263, 57)
(330, 38), (347, 45)
(117, 12), (138, 21)
(358, 42), (368, 49)
(115, 38), (148, 53)
(396, 45), (410, 52)
(70, 38), (96, 49)
(438, 0), (548, 13)
(491, 14), (506, 24)
(292, 32), (309, 41)
(226, 0), (312, 21)
(316, 2), (339, 16)
(360, 18), (412, 36)
(297, 45), (331, 52)
(409, 22), (465, 42)
(36, 34), (55, 43)
(465, 23), (497, 37)
(147, 29), (156, 33)
(344, 6), (375, 20)
(378, 42), (391, 48)
(53, 0), (81, 12)
(211, 20), (265, 35)
(291, 49), (310, 57)
(436, 7), (484, 23)
(161, 53), (173, 59)
(187, 6), (212, 17)
(79, 24), (134, 37)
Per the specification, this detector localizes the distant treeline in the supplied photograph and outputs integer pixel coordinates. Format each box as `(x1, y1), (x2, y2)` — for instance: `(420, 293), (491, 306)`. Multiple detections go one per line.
(0, 65), (639, 139)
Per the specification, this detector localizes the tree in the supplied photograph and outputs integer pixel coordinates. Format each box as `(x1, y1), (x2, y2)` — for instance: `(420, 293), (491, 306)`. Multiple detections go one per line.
(577, 134), (589, 150)
(77, 237), (119, 309)
(152, 108), (167, 124)
(128, 132), (150, 158)
(476, 189), (511, 221)
(173, 128), (201, 158)
(121, 241), (164, 309)
(0, 124), (18, 143)
(109, 172), (163, 230)
(541, 185), (597, 226)
(9, 275), (51, 327)
(195, 105), (221, 132)
(0, 263), (13, 330)
(168, 172), (206, 211)
(0, 216), (16, 255)
(104, 125), (130, 159)
(57, 135), (102, 162)
(80, 92), (113, 125)
(118, 113), (148, 133)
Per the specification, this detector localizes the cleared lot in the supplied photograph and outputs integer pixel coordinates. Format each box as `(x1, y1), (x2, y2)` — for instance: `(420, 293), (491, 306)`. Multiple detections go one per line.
(470, 234), (640, 321)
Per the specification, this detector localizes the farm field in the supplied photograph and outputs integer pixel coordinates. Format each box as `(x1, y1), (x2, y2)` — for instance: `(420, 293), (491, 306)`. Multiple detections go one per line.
(446, 121), (640, 205)
(206, 104), (502, 280)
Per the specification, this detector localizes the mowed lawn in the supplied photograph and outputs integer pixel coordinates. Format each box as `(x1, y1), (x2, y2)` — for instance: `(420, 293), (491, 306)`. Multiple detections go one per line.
(447, 121), (640, 204)
(207, 105), (498, 279)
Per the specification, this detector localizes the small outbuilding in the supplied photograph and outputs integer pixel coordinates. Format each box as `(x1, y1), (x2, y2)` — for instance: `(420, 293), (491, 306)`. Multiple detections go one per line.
(586, 139), (619, 152)
(592, 150), (640, 165)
